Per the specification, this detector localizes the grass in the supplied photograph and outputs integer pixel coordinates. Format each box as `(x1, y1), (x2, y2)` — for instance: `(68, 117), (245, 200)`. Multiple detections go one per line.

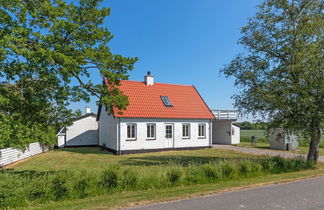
(2, 147), (323, 209)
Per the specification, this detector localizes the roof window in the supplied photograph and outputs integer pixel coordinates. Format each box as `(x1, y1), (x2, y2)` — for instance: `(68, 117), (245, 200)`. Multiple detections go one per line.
(160, 96), (173, 107)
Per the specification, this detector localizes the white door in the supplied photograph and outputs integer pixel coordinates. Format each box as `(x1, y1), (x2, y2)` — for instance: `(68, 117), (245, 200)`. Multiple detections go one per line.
(57, 135), (65, 148)
(165, 124), (174, 148)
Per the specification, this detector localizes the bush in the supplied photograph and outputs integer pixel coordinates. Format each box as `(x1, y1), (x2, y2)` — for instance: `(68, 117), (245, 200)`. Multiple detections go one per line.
(166, 168), (183, 185)
(100, 168), (119, 189)
(75, 177), (90, 198)
(220, 161), (238, 179)
(51, 176), (69, 201)
(201, 164), (221, 180)
(121, 169), (138, 189)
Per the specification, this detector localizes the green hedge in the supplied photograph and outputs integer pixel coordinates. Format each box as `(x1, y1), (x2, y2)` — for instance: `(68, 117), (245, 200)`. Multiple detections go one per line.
(0, 156), (313, 208)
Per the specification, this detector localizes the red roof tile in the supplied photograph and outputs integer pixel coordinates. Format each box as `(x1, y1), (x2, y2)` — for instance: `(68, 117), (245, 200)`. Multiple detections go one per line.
(110, 80), (215, 119)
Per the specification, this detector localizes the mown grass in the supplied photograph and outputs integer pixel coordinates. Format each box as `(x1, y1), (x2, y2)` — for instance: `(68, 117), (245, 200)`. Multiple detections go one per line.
(0, 147), (317, 209)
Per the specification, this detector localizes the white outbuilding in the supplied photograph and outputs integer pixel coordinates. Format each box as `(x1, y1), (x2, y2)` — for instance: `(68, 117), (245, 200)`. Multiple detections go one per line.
(57, 107), (98, 147)
(269, 128), (298, 151)
(211, 110), (240, 145)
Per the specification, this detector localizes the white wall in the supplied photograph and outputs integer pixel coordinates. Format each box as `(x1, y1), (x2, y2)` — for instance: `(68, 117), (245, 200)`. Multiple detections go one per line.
(98, 107), (119, 150)
(212, 120), (232, 144)
(0, 142), (47, 167)
(65, 115), (98, 146)
(119, 118), (212, 151)
(231, 124), (240, 144)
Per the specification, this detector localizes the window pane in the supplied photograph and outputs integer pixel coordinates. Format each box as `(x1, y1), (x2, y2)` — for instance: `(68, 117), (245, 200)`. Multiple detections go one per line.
(147, 125), (150, 138)
(151, 125), (155, 138)
(127, 126), (131, 138)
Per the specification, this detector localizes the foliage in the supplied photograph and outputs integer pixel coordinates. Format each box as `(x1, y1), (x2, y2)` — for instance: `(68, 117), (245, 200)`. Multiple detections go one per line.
(0, 0), (137, 149)
(235, 121), (268, 130)
(222, 0), (324, 163)
(0, 156), (313, 208)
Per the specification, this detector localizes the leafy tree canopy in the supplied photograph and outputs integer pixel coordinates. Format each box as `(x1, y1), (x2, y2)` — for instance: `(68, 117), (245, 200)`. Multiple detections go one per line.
(222, 0), (323, 163)
(0, 0), (137, 149)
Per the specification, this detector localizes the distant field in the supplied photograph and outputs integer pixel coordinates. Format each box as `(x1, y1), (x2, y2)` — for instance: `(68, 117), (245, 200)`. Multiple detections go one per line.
(240, 130), (266, 138)
(240, 130), (324, 142)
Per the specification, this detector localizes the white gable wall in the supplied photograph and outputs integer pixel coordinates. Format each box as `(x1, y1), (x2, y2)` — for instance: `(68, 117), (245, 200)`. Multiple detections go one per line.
(98, 107), (119, 150)
(119, 118), (212, 151)
(65, 115), (98, 146)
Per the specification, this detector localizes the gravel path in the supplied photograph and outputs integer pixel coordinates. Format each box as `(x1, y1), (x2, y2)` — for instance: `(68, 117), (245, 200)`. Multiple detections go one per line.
(214, 144), (324, 162)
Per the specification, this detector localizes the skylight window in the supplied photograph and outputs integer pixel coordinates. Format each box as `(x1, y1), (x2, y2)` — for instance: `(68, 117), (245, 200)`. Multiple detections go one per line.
(160, 96), (173, 107)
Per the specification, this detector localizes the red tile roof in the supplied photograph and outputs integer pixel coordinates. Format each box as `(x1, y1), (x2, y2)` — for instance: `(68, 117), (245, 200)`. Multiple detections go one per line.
(110, 80), (215, 119)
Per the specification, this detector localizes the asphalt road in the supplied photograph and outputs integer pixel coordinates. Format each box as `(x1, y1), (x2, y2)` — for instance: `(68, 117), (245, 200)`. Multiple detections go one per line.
(127, 176), (324, 210)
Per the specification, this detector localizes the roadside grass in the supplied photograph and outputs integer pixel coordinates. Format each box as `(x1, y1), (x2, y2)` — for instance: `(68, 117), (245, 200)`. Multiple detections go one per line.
(1, 147), (319, 209)
(28, 163), (324, 210)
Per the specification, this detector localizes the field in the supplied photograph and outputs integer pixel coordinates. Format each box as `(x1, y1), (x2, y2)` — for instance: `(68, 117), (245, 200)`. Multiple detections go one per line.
(2, 147), (324, 209)
(239, 130), (324, 155)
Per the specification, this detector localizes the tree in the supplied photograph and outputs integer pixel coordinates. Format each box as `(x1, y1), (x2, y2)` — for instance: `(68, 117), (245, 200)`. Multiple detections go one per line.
(0, 0), (137, 149)
(222, 0), (323, 163)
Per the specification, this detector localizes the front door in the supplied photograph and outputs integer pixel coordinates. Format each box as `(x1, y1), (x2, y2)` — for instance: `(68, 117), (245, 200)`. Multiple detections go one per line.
(165, 124), (174, 148)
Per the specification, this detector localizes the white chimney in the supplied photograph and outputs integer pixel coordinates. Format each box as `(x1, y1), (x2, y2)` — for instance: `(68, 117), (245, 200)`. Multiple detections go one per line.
(85, 106), (91, 114)
(144, 71), (154, 86)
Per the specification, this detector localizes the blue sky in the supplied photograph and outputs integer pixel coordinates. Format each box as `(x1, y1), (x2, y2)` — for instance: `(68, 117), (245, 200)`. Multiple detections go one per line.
(72, 0), (261, 120)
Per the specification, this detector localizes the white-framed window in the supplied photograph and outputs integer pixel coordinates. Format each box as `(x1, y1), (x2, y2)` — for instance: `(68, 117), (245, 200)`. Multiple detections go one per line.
(165, 124), (173, 138)
(147, 123), (156, 139)
(198, 124), (206, 138)
(182, 124), (190, 138)
(127, 124), (136, 139)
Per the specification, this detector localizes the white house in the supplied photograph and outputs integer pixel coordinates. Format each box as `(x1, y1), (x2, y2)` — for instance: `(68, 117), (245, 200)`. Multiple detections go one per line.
(97, 72), (216, 155)
(211, 110), (240, 145)
(57, 107), (98, 147)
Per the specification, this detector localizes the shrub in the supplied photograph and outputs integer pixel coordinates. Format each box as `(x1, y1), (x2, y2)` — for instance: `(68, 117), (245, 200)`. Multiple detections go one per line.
(238, 161), (253, 176)
(121, 169), (138, 189)
(166, 168), (183, 186)
(220, 161), (238, 179)
(201, 164), (221, 180)
(51, 176), (68, 201)
(100, 168), (119, 189)
(75, 177), (90, 198)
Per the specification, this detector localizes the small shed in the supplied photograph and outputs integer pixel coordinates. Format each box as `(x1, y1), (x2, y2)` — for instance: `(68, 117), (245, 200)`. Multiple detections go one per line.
(269, 128), (298, 151)
(57, 107), (98, 147)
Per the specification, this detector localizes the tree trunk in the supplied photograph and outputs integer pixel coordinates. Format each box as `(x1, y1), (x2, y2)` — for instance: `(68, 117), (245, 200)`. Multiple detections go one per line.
(307, 119), (321, 164)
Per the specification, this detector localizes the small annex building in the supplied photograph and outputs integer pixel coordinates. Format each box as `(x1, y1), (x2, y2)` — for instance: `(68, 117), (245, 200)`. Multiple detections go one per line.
(57, 107), (98, 147)
(211, 110), (240, 145)
(97, 72), (216, 155)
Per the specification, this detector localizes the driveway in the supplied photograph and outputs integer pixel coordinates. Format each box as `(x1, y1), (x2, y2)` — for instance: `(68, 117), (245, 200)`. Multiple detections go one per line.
(214, 144), (324, 162)
(127, 176), (324, 210)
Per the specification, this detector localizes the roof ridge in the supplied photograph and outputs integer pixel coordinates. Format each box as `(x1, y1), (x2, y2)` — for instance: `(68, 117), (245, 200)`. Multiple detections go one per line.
(121, 80), (193, 87)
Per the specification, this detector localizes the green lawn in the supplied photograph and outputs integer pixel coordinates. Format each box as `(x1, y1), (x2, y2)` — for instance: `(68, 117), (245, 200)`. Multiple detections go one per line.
(3, 147), (324, 209)
(10, 147), (249, 175)
(241, 130), (267, 138)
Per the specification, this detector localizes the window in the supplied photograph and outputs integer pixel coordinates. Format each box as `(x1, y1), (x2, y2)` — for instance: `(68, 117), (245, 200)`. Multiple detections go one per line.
(165, 125), (173, 138)
(160, 96), (173, 107)
(127, 124), (136, 139)
(198, 124), (206, 138)
(182, 124), (190, 138)
(147, 124), (156, 139)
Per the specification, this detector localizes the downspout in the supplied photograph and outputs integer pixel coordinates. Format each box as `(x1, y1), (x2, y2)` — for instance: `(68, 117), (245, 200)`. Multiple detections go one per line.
(210, 120), (213, 147)
(118, 118), (121, 155)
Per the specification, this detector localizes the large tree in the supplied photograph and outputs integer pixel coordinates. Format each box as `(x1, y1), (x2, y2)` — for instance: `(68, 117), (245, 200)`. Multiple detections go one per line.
(0, 0), (137, 149)
(222, 0), (323, 163)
